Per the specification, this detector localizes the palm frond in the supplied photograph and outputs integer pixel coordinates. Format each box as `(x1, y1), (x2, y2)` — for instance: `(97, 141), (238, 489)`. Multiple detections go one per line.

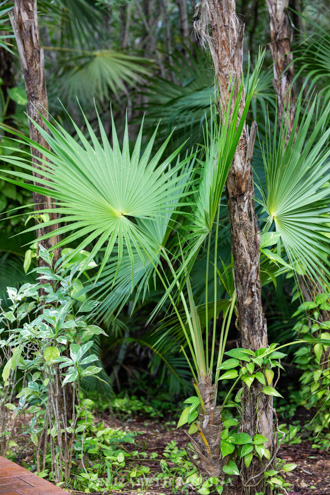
(294, 17), (330, 98)
(39, 0), (103, 48)
(143, 46), (215, 149)
(144, 47), (274, 149)
(0, 109), (194, 287)
(60, 50), (151, 101)
(257, 95), (330, 291)
(0, 1), (14, 52)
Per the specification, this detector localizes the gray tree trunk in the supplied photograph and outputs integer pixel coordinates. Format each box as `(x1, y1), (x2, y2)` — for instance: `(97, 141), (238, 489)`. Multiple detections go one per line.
(177, 0), (190, 40)
(266, 0), (295, 130)
(195, 1), (274, 492)
(9, 0), (60, 269)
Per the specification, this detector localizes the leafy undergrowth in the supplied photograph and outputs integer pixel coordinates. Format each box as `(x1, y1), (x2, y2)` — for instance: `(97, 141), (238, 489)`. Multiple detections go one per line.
(8, 406), (330, 495)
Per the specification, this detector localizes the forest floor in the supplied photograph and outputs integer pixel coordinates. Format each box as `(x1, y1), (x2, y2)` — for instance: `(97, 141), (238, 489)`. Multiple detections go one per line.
(12, 413), (330, 495)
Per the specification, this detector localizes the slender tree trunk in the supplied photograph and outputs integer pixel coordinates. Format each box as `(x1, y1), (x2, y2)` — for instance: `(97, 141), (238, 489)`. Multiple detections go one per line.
(9, 0), (60, 269)
(161, 0), (175, 80)
(266, 0), (295, 130)
(120, 3), (132, 50)
(177, 0), (190, 40)
(135, 0), (166, 76)
(195, 1), (273, 493)
(248, 0), (260, 57)
(187, 374), (222, 477)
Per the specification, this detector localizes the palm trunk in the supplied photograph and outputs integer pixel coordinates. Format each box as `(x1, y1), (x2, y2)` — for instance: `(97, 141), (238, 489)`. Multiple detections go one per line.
(9, 0), (60, 270)
(189, 374), (222, 477)
(266, 0), (295, 130)
(177, 0), (190, 40)
(195, 1), (273, 493)
(9, 0), (73, 426)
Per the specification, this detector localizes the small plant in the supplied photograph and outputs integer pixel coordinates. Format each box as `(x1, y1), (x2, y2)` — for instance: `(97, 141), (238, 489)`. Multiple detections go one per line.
(0, 247), (106, 484)
(293, 294), (330, 436)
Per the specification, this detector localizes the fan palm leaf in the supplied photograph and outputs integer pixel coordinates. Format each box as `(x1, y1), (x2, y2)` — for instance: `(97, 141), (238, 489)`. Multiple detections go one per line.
(0, 110), (193, 282)
(144, 47), (274, 149)
(60, 50), (152, 101)
(257, 96), (330, 290)
(39, 0), (103, 48)
(294, 21), (330, 99)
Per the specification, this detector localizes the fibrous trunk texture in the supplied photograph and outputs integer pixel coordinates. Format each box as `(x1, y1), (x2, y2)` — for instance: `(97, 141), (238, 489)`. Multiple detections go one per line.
(266, 0), (295, 131)
(195, 1), (273, 493)
(189, 374), (222, 477)
(9, 0), (60, 268)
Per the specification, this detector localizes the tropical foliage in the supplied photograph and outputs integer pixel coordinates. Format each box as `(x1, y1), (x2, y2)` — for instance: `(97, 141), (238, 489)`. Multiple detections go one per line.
(0, 0), (329, 493)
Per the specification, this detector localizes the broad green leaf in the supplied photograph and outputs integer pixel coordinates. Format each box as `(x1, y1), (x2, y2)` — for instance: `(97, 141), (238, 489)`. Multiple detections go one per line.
(177, 406), (190, 428)
(219, 370), (238, 380)
(253, 434), (268, 445)
(188, 409), (199, 424)
(62, 369), (78, 386)
(2, 360), (11, 383)
(80, 354), (98, 365)
(198, 488), (209, 495)
(255, 372), (266, 385)
(85, 325), (108, 337)
(255, 445), (265, 458)
(262, 386), (283, 398)
(2, 347), (22, 382)
(70, 279), (86, 303)
(188, 423), (198, 434)
(264, 448), (271, 460)
(223, 418), (239, 428)
(23, 249), (33, 274)
(265, 369), (274, 385)
(232, 433), (253, 445)
(7, 87), (27, 105)
(220, 440), (235, 458)
(82, 366), (102, 376)
(44, 347), (60, 363)
(225, 348), (253, 361)
(269, 477), (284, 486)
(240, 444), (253, 457)
(184, 396), (200, 406)
(314, 343), (323, 364)
(244, 453), (253, 468)
(246, 363), (255, 374)
(242, 375), (255, 389)
(282, 463), (297, 472)
(218, 358), (240, 370)
(268, 351), (286, 359)
(222, 460), (240, 476)
(315, 293), (329, 305)
(30, 432), (38, 446)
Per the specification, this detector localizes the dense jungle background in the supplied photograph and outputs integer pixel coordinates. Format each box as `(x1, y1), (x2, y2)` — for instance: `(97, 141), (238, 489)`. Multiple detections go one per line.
(0, 0), (329, 494)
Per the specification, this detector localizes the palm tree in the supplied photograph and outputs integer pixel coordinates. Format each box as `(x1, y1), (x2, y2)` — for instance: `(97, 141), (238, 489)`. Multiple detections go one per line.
(0, 58), (262, 477)
(1, 25), (329, 495)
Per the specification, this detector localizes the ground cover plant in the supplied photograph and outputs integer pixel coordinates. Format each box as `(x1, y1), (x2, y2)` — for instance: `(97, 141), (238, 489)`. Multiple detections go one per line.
(0, 0), (329, 494)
